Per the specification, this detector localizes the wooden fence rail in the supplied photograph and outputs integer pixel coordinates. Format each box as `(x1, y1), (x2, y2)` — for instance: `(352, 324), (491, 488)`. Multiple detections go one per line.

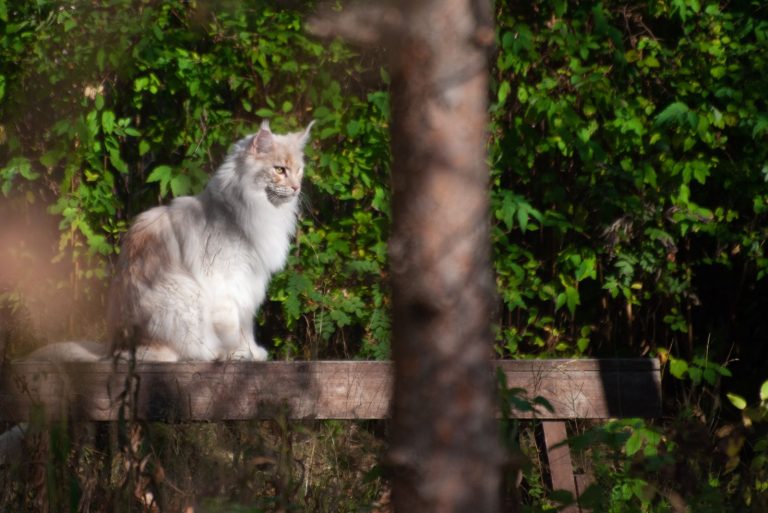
(0, 359), (660, 422)
(0, 358), (661, 513)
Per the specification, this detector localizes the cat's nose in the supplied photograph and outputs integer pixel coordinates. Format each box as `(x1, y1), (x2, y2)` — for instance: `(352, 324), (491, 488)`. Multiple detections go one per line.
(291, 184), (300, 192)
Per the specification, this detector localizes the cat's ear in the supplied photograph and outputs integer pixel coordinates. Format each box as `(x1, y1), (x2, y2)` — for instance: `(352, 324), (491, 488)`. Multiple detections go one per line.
(298, 120), (315, 148)
(251, 120), (273, 154)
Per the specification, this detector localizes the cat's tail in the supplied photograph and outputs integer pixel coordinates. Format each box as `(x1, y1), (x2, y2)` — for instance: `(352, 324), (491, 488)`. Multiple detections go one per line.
(17, 341), (180, 363)
(0, 341), (179, 467)
(21, 341), (108, 362)
(0, 423), (26, 467)
(0, 341), (106, 467)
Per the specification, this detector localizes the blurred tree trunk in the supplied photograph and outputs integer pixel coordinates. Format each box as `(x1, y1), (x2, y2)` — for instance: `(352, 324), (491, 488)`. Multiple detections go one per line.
(387, 0), (502, 512)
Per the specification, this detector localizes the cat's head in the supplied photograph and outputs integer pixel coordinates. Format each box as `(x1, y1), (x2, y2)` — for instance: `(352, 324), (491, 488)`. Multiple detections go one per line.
(242, 120), (314, 207)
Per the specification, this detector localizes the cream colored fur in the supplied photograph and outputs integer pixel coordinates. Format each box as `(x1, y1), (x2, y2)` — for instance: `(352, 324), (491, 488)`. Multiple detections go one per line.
(1, 121), (313, 465)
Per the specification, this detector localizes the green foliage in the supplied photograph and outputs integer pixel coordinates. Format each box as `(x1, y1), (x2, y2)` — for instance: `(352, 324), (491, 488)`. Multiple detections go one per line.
(489, 2), (768, 511)
(0, 0), (391, 357)
(491, 0), (768, 363)
(3, 0), (768, 511)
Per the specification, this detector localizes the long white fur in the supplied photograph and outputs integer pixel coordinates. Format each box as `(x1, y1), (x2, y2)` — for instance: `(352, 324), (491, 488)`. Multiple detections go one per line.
(107, 121), (313, 361)
(0, 122), (312, 465)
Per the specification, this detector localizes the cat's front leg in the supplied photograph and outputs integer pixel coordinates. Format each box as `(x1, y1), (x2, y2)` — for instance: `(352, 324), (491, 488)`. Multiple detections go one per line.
(211, 302), (268, 360)
(229, 326), (268, 361)
(228, 341), (268, 361)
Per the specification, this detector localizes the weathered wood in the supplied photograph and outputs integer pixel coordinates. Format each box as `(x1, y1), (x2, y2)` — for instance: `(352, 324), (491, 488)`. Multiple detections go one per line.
(0, 359), (660, 422)
(542, 421), (579, 513)
(574, 473), (595, 513)
(504, 358), (662, 419)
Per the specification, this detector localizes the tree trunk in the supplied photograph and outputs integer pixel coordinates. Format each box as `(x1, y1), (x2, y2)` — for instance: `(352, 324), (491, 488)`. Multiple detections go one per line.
(387, 1), (501, 512)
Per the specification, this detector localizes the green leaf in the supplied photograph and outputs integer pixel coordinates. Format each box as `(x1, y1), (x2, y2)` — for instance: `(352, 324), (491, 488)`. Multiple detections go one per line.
(688, 366), (702, 384)
(109, 148), (129, 174)
(329, 308), (351, 327)
(669, 358), (688, 379)
(170, 174), (191, 197)
(727, 393), (747, 410)
(625, 430), (642, 456)
(134, 76), (149, 92)
(760, 381), (768, 402)
(101, 110), (115, 134)
(555, 292), (566, 311)
(655, 101), (690, 126)
(147, 165), (173, 195)
(146, 165), (172, 184)
(39, 151), (61, 168)
(517, 204), (529, 232)
(346, 120), (361, 137)
(565, 285), (579, 315)
(497, 80), (511, 105)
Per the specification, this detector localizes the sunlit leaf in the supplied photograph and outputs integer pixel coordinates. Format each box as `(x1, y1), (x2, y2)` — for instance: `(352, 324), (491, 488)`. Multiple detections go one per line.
(727, 393), (747, 410)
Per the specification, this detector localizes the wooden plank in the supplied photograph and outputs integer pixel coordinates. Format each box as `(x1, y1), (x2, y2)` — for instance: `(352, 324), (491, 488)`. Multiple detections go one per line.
(542, 421), (579, 513)
(499, 358), (662, 419)
(574, 473), (595, 513)
(0, 359), (661, 422)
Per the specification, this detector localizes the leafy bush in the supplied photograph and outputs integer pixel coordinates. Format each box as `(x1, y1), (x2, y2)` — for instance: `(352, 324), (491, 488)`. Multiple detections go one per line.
(0, 0), (391, 358)
(490, 1), (768, 366)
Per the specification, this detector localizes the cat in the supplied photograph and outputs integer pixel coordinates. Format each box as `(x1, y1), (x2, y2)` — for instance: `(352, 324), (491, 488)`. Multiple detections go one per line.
(12, 119), (313, 364)
(1, 120), (313, 465)
(106, 119), (313, 361)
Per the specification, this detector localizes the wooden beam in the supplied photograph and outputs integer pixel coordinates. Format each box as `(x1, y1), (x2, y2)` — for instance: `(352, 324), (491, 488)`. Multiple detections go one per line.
(0, 359), (661, 422)
(542, 421), (580, 513)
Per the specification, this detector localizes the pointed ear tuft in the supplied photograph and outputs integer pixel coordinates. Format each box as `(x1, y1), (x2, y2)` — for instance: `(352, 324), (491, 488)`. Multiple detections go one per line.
(299, 120), (315, 148)
(251, 121), (273, 154)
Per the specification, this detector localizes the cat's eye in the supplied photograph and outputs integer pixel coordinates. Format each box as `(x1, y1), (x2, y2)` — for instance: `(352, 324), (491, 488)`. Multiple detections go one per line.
(274, 165), (288, 175)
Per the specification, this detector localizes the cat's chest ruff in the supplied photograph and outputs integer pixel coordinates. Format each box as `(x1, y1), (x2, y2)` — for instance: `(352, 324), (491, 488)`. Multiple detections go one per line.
(201, 239), (259, 277)
(200, 229), (287, 279)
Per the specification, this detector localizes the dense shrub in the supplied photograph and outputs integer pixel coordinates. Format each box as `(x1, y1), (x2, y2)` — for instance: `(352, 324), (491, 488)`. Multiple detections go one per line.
(0, 0), (392, 359)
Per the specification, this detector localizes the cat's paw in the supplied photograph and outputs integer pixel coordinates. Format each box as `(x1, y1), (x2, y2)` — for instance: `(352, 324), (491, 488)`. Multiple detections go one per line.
(228, 345), (268, 361)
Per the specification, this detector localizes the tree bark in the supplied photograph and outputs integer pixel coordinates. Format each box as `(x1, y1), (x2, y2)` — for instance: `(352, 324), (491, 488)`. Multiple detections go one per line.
(387, 1), (501, 512)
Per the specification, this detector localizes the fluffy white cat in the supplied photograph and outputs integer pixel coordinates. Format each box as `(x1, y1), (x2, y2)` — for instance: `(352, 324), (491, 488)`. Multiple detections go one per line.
(106, 120), (313, 361)
(16, 119), (312, 364)
(0, 121), (312, 465)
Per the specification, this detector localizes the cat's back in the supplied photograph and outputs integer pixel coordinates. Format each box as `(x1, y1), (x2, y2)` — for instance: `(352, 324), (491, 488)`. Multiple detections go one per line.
(124, 196), (206, 268)
(119, 204), (178, 279)
(107, 197), (204, 350)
